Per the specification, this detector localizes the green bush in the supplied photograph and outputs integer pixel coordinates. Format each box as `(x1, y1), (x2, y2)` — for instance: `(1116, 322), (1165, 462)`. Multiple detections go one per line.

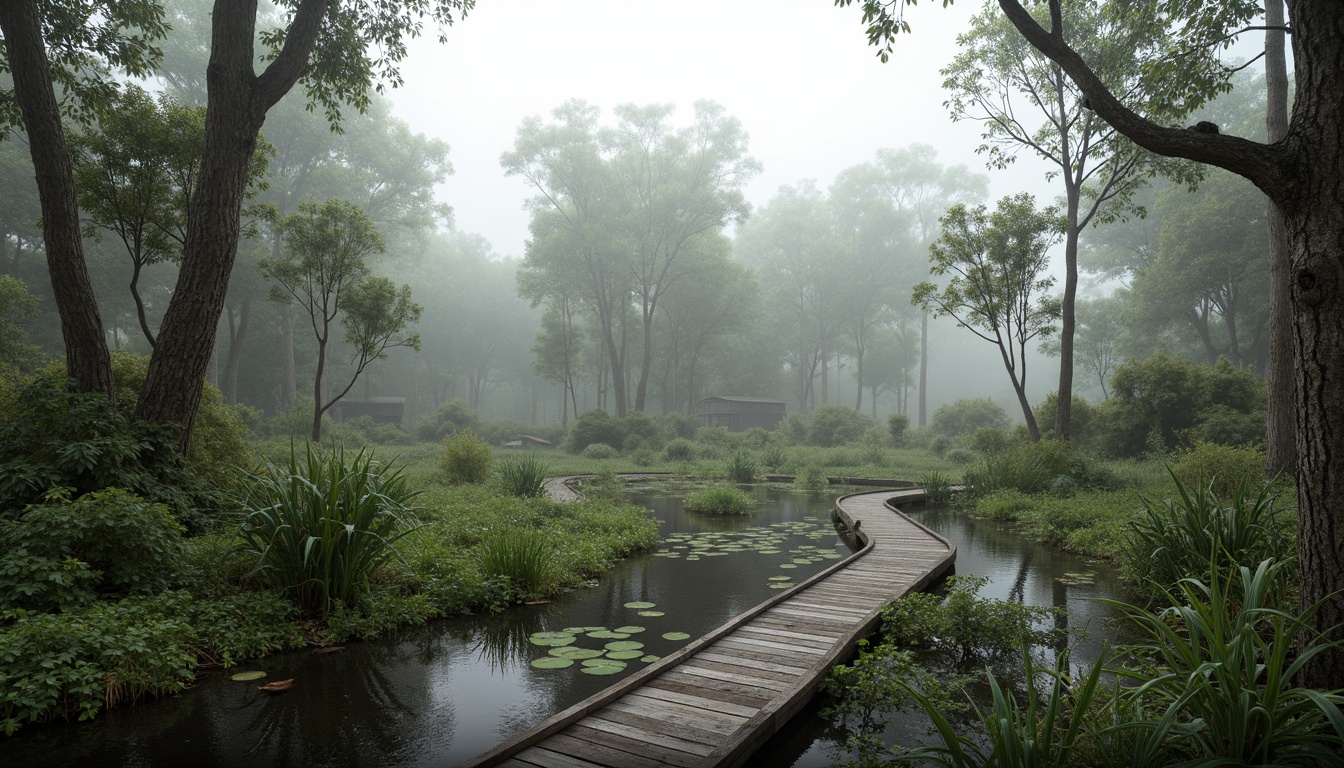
(236, 445), (422, 614)
(475, 528), (556, 599)
(887, 412), (910, 447)
(683, 484), (756, 515)
(494, 453), (549, 498)
(794, 465), (829, 491)
(629, 448), (658, 467)
(564, 408), (624, 453)
(659, 411), (698, 440)
(930, 398), (1011, 441)
(921, 470), (954, 504)
(963, 440), (1076, 496)
(975, 489), (1034, 521)
(0, 374), (226, 528)
(262, 396), (331, 439)
(1172, 441), (1267, 497)
(440, 430), (494, 484)
(881, 575), (1058, 667)
(580, 442), (618, 460)
(806, 404), (871, 447)
(414, 398), (479, 441)
(968, 425), (1016, 455)
(0, 592), (196, 735)
(619, 411), (664, 451)
(663, 438), (696, 461)
(760, 445), (787, 470)
(725, 451), (757, 482)
(1032, 392), (1096, 446)
(0, 488), (184, 612)
(945, 447), (976, 465)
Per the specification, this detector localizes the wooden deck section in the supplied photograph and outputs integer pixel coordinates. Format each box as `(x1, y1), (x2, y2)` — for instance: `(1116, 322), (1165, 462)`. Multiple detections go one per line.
(459, 485), (956, 768)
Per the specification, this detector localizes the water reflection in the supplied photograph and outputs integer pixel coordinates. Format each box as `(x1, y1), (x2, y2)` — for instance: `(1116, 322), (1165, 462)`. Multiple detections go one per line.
(5, 483), (853, 768)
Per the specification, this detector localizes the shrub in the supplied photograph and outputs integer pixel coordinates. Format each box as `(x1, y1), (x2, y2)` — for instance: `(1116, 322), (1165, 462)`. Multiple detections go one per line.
(968, 425), (1015, 455)
(414, 398), (479, 441)
(975, 489), (1034, 521)
(1124, 473), (1291, 600)
(795, 465), (829, 491)
(738, 427), (772, 449)
(564, 409), (624, 453)
(1047, 475), (1078, 498)
(963, 440), (1076, 497)
(0, 592), (196, 735)
(779, 413), (809, 444)
(929, 435), (951, 457)
(659, 411), (698, 440)
(619, 411), (664, 451)
(663, 438), (696, 461)
(695, 425), (733, 447)
(945, 447), (976, 465)
(930, 398), (1011, 441)
(920, 470), (955, 504)
(725, 451), (757, 482)
(475, 528), (556, 598)
(440, 430), (494, 484)
(0, 488), (184, 612)
(1173, 441), (1267, 498)
(629, 448), (658, 467)
(683, 485), (756, 515)
(1032, 392), (1096, 446)
(881, 575), (1058, 666)
(760, 445), (787, 470)
(580, 442), (618, 460)
(887, 413), (910, 447)
(236, 445), (422, 613)
(0, 374), (224, 529)
(806, 404), (871, 447)
(495, 453), (550, 498)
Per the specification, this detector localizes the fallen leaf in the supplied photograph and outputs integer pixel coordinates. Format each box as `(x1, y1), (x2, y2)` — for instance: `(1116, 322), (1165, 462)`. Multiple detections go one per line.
(257, 679), (295, 693)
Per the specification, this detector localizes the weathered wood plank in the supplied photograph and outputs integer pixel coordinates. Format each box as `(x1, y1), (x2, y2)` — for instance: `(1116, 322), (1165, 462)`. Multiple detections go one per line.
(514, 746), (607, 768)
(628, 686), (759, 718)
(566, 724), (703, 768)
(589, 707), (721, 749)
(541, 733), (669, 768)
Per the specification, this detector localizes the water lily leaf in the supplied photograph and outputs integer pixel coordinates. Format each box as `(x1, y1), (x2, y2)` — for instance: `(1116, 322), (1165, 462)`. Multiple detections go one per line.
(605, 650), (644, 660)
(531, 657), (574, 669)
(529, 633), (577, 647)
(767, 576), (791, 581)
(637, 610), (665, 617)
(779, 564), (797, 569)
(769, 583), (794, 589)
(604, 641), (644, 651)
(230, 671), (266, 682)
(587, 630), (630, 639)
(549, 647), (603, 659)
(640, 655), (661, 663)
(661, 632), (691, 641)
(580, 664), (625, 676)
(613, 626), (645, 634)
(623, 601), (656, 609)
(581, 658), (628, 668)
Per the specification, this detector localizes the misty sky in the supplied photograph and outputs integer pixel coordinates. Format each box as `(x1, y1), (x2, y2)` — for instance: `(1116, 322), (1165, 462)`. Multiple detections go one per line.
(386, 0), (1063, 259)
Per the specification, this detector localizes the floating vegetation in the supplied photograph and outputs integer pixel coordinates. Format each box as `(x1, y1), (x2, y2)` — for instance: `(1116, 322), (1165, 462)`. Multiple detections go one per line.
(605, 641), (644, 651)
(605, 650), (644, 660)
(769, 583), (794, 589)
(624, 601), (657, 609)
(1056, 571), (1097, 586)
(549, 647), (603, 660)
(528, 632), (577, 647)
(587, 630), (630, 639)
(530, 657), (574, 669)
(613, 626), (645, 634)
(662, 632), (691, 641)
(230, 671), (266, 682)
(637, 610), (665, 617)
(580, 659), (628, 676)
(640, 655), (661, 663)
(767, 576), (791, 581)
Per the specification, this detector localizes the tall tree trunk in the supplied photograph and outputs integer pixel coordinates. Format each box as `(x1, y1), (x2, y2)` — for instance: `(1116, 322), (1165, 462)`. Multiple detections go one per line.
(282, 305), (296, 410)
(1264, 0), (1295, 479)
(0, 0), (114, 400)
(223, 295), (251, 405)
(918, 311), (929, 428)
(634, 303), (653, 412)
(130, 259), (157, 348)
(1055, 197), (1081, 442)
(310, 333), (327, 441)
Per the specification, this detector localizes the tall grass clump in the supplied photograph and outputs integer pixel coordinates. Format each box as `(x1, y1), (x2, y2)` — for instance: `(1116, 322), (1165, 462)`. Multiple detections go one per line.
(495, 453), (549, 498)
(236, 445), (422, 614)
(440, 430), (494, 484)
(683, 484), (756, 515)
(920, 470), (954, 504)
(475, 528), (556, 597)
(1125, 473), (1292, 599)
(794, 465), (828, 491)
(725, 451), (758, 483)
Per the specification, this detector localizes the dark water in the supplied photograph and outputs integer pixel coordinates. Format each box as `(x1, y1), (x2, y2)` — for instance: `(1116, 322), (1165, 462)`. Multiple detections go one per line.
(3, 482), (854, 768)
(745, 503), (1135, 768)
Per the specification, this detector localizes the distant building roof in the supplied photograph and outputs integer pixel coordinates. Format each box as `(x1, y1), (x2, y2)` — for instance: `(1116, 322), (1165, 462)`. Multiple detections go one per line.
(519, 435), (553, 446)
(696, 396), (787, 404)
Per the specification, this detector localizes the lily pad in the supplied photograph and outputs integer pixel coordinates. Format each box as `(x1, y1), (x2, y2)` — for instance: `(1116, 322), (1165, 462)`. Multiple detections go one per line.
(612, 626), (645, 634)
(230, 671), (266, 682)
(605, 650), (644, 660)
(604, 640), (644, 651)
(587, 630), (631, 639)
(531, 657), (575, 669)
(640, 655), (661, 663)
(623, 601), (657, 609)
(529, 632), (577, 647)
(637, 610), (665, 617)
(549, 647), (604, 659)
(580, 664), (626, 676)
(767, 576), (792, 581)
(779, 564), (797, 569)
(661, 632), (691, 641)
(769, 583), (794, 589)
(561, 626), (602, 633)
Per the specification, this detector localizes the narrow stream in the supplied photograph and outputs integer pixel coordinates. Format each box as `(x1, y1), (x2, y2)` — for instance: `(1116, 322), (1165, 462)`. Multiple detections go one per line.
(4, 482), (854, 768)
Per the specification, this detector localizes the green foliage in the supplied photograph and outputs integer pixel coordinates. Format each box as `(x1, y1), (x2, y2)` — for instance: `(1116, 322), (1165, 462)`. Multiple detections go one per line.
(806, 404), (872, 447)
(580, 442), (618, 460)
(887, 412), (910, 447)
(236, 445), (422, 614)
(494, 453), (549, 498)
(439, 430), (494, 484)
(759, 445), (787, 470)
(1095, 353), (1266, 458)
(1033, 393), (1096, 445)
(0, 372), (225, 528)
(881, 575), (1059, 667)
(475, 528), (556, 599)
(659, 411), (698, 440)
(0, 275), (45, 374)
(1172, 440), (1267, 497)
(682, 484), (756, 515)
(720, 451), (754, 482)
(944, 447), (975, 465)
(1109, 559), (1344, 765)
(629, 448), (657, 467)
(618, 411), (664, 451)
(975, 489), (1035, 521)
(663, 438), (696, 461)
(415, 398), (480, 441)
(0, 592), (195, 736)
(1125, 473), (1291, 600)
(0, 489), (183, 613)
(967, 425), (1016, 454)
(920, 470), (954, 504)
(794, 465), (829, 491)
(179, 590), (303, 668)
(930, 397), (1012, 441)
(564, 408), (624, 453)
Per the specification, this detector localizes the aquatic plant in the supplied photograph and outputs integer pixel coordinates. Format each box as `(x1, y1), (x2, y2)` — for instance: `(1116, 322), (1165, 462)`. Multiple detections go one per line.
(794, 465), (828, 491)
(494, 452), (549, 498)
(683, 484), (756, 515)
(476, 528), (556, 597)
(236, 444), (421, 613)
(920, 470), (954, 504)
(725, 451), (758, 483)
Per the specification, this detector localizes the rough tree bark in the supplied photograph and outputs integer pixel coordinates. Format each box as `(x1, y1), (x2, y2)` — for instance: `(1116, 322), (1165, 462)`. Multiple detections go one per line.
(0, 0), (115, 400)
(998, 0), (1344, 693)
(1264, 0), (1295, 478)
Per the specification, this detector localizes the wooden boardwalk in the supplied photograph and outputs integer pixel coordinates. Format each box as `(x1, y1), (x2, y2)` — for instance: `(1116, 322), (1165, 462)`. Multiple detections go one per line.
(459, 485), (956, 768)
